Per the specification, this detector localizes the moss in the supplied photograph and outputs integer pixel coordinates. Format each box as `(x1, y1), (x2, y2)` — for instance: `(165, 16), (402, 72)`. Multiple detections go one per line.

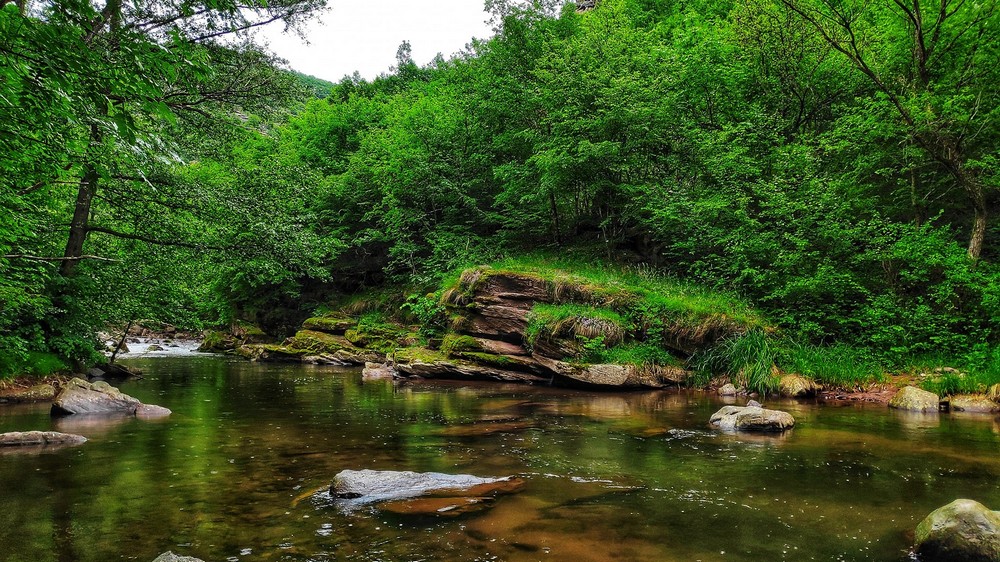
(301, 315), (356, 334)
(286, 330), (351, 354)
(394, 346), (448, 364)
(440, 334), (482, 357)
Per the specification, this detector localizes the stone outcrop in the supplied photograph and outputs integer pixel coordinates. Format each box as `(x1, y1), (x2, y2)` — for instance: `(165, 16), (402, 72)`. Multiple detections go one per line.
(718, 383), (739, 396)
(709, 405), (795, 432)
(914, 499), (1000, 562)
(0, 383), (57, 403)
(888, 386), (941, 412)
(331, 469), (525, 516)
(779, 374), (821, 397)
(51, 378), (171, 417)
(0, 431), (87, 448)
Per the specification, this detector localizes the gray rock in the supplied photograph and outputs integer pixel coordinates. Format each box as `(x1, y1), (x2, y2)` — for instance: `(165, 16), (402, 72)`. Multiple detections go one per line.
(915, 499), (1000, 562)
(51, 378), (169, 418)
(135, 404), (172, 417)
(152, 552), (205, 562)
(746, 399), (762, 408)
(0, 431), (87, 448)
(331, 469), (511, 505)
(709, 405), (795, 432)
(888, 386), (940, 412)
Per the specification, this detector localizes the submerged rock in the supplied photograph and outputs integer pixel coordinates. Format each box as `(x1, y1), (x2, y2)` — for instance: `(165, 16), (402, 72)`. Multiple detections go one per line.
(51, 378), (170, 417)
(709, 405), (795, 432)
(331, 469), (522, 506)
(888, 386), (940, 413)
(152, 553), (205, 562)
(779, 374), (821, 398)
(914, 499), (1000, 562)
(0, 431), (87, 448)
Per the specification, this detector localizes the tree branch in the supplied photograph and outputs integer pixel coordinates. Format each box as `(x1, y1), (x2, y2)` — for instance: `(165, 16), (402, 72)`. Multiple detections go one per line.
(3, 254), (119, 263)
(87, 226), (227, 251)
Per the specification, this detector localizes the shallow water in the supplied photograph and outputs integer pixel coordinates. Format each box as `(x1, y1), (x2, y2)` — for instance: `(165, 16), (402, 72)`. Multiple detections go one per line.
(1, 356), (999, 562)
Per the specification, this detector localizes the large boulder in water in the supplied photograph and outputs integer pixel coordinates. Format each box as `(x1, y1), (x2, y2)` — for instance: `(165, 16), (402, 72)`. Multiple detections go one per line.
(888, 386), (940, 412)
(330, 469), (524, 513)
(51, 378), (170, 417)
(914, 499), (1000, 562)
(709, 405), (795, 432)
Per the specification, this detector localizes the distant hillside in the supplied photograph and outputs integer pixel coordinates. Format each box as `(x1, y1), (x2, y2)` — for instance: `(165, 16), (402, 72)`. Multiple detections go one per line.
(291, 71), (334, 98)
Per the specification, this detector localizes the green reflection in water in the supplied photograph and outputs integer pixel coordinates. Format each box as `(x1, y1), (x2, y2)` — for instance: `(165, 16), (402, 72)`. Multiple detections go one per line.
(1, 356), (999, 562)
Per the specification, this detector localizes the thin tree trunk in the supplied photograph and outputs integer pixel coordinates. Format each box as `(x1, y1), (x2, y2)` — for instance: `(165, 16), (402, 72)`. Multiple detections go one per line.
(60, 162), (99, 276)
(109, 320), (133, 365)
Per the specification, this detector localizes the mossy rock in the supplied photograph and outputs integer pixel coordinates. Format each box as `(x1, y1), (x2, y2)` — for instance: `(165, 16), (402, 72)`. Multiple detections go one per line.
(301, 315), (357, 335)
(286, 330), (352, 354)
(394, 346), (449, 364)
(440, 334), (482, 357)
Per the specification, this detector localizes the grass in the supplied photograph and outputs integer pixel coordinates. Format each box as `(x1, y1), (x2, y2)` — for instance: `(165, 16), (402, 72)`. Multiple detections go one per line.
(777, 342), (885, 389)
(907, 349), (1000, 396)
(525, 303), (629, 348)
(691, 329), (780, 395)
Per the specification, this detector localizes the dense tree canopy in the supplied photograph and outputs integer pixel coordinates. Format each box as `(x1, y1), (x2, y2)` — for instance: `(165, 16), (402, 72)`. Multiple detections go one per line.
(2, 0), (998, 376)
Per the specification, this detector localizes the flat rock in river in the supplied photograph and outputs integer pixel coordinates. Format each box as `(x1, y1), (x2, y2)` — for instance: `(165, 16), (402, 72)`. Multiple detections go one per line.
(0, 431), (87, 448)
(709, 405), (795, 432)
(330, 469), (522, 505)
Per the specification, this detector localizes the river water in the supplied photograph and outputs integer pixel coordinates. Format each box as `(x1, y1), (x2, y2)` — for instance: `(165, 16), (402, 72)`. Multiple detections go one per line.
(1, 356), (999, 562)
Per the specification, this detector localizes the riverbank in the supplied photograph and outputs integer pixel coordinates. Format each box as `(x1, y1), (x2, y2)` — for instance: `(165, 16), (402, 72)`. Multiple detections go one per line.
(195, 257), (999, 412)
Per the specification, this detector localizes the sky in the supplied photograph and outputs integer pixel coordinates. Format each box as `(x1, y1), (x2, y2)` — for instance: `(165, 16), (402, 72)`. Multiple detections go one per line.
(254, 1), (496, 82)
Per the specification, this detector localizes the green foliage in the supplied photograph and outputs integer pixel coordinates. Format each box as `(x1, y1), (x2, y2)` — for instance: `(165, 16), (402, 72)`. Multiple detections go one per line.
(3, 0), (997, 375)
(401, 292), (448, 337)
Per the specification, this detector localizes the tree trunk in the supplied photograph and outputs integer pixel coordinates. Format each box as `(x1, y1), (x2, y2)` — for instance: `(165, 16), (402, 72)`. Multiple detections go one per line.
(967, 191), (987, 261)
(60, 162), (99, 276)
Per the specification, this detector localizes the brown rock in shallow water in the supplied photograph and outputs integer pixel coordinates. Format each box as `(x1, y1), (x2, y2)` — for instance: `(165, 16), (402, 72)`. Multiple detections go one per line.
(888, 386), (940, 412)
(0, 431), (87, 448)
(779, 374), (821, 397)
(152, 553), (205, 562)
(948, 395), (1000, 413)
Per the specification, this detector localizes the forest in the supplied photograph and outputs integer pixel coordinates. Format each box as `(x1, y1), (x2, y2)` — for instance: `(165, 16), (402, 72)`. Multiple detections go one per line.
(2, 0), (998, 391)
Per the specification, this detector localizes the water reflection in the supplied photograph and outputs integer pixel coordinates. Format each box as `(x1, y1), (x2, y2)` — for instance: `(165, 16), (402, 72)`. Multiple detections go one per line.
(0, 356), (998, 562)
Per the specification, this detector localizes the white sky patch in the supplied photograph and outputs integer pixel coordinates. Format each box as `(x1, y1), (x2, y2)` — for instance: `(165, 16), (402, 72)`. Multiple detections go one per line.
(255, 1), (496, 82)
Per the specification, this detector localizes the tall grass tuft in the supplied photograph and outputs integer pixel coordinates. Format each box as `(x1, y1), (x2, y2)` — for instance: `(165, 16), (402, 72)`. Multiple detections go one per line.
(692, 329), (779, 395)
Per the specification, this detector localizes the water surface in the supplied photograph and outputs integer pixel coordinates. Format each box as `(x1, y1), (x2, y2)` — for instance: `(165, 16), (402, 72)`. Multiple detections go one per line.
(2, 356), (999, 562)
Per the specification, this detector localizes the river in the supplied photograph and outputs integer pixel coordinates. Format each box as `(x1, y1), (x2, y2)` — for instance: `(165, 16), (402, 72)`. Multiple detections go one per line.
(1, 355), (999, 561)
